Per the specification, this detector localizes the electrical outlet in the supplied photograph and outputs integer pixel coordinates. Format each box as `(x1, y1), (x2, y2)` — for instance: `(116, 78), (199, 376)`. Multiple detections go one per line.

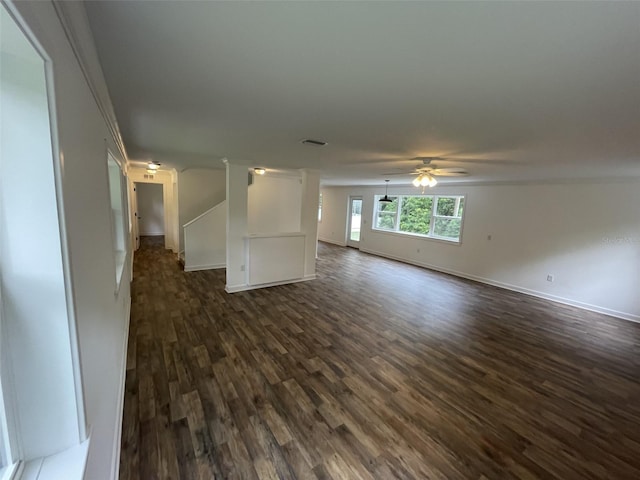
(547, 274), (554, 282)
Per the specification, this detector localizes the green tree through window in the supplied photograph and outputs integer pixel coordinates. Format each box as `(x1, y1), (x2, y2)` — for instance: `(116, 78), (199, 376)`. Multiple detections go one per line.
(376, 197), (398, 230)
(373, 194), (465, 242)
(399, 196), (432, 235)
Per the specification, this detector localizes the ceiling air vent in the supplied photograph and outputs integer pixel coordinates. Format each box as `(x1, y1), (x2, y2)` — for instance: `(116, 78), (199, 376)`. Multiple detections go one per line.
(301, 139), (327, 146)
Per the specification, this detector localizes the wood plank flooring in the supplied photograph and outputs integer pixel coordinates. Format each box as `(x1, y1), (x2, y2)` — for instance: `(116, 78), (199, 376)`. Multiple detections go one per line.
(120, 236), (640, 479)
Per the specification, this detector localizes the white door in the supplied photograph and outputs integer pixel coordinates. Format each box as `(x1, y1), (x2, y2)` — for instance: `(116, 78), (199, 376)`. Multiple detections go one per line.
(346, 197), (363, 248)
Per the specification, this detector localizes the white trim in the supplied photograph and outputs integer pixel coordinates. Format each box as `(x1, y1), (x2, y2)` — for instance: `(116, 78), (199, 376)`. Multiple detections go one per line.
(129, 169), (178, 253)
(109, 294), (131, 480)
(50, 1), (128, 163)
(360, 247), (640, 323)
(0, 461), (21, 480)
(183, 201), (225, 228)
(184, 263), (226, 272)
(225, 274), (316, 294)
(20, 437), (90, 480)
(346, 196), (363, 248)
(39, 5), (88, 443)
(2, 0), (90, 460)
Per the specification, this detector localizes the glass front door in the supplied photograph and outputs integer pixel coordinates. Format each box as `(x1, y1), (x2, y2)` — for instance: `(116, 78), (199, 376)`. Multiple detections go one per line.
(347, 197), (363, 248)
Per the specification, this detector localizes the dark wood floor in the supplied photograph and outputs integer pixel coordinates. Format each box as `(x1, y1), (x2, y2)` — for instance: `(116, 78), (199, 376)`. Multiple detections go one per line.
(120, 236), (640, 479)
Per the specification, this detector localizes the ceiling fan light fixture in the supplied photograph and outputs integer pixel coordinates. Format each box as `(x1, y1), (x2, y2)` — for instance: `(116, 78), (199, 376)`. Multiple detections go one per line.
(412, 176), (421, 188)
(429, 176), (438, 187)
(420, 175), (430, 187)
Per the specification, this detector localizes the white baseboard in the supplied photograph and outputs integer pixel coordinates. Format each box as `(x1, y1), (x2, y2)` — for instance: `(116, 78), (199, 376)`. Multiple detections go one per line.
(359, 247), (640, 324)
(184, 263), (226, 272)
(110, 295), (131, 480)
(318, 237), (346, 247)
(226, 274), (316, 293)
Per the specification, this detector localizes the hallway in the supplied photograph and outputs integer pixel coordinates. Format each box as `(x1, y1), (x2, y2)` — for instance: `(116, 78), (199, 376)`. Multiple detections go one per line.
(120, 237), (640, 479)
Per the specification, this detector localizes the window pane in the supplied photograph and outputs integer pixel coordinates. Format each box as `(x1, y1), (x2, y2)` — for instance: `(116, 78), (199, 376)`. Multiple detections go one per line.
(107, 155), (127, 286)
(376, 212), (396, 230)
(436, 197), (457, 216)
(399, 196), (432, 235)
(377, 197), (397, 213)
(374, 194), (464, 242)
(375, 196), (398, 230)
(433, 217), (462, 239)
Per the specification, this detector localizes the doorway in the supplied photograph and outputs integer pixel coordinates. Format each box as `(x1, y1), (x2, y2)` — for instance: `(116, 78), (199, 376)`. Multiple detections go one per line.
(134, 182), (165, 249)
(346, 196), (363, 248)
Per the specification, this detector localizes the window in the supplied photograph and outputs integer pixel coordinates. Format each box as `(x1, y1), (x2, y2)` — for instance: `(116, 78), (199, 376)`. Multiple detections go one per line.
(375, 196), (398, 230)
(107, 152), (128, 289)
(373, 194), (466, 242)
(318, 192), (323, 222)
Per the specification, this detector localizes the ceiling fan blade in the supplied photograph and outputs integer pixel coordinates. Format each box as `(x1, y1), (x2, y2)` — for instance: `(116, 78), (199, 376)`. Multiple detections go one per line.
(432, 171), (468, 177)
(430, 167), (468, 176)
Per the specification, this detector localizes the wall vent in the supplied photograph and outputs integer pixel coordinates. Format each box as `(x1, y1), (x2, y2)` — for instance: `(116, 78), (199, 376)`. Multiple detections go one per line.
(301, 139), (327, 146)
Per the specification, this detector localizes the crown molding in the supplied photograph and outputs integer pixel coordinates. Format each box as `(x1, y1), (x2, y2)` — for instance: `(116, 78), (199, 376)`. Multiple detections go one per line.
(51, 0), (128, 164)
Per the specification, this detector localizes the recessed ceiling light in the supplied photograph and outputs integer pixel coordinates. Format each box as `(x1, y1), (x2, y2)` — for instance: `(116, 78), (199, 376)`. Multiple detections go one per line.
(301, 139), (327, 146)
(253, 167), (266, 175)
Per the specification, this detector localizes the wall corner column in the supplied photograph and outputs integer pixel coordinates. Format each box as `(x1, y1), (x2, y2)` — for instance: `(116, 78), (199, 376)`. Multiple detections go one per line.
(225, 161), (249, 291)
(300, 169), (320, 278)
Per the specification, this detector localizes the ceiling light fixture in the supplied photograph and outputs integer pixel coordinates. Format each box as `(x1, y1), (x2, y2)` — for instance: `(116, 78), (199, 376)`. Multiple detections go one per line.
(147, 161), (160, 170)
(412, 173), (438, 192)
(253, 167), (266, 175)
(379, 179), (393, 203)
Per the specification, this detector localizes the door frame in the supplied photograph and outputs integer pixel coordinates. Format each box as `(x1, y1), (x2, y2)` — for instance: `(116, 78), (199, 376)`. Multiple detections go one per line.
(127, 168), (178, 253)
(346, 196), (363, 248)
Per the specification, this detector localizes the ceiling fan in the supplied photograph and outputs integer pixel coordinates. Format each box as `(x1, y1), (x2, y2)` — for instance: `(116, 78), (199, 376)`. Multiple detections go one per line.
(383, 157), (469, 180)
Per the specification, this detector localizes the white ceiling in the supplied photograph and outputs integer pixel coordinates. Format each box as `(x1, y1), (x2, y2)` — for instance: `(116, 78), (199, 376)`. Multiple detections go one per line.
(85, 1), (640, 186)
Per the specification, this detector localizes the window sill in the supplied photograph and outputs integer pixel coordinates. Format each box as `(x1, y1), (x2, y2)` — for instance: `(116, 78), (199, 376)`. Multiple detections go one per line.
(19, 438), (89, 480)
(370, 228), (462, 245)
(1, 462), (19, 480)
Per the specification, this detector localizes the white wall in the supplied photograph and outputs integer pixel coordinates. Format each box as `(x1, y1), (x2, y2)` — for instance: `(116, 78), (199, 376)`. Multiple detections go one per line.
(7, 1), (134, 478)
(248, 174), (301, 233)
(226, 166), (319, 292)
(136, 182), (164, 235)
(184, 201), (226, 271)
(319, 180), (640, 321)
(178, 168), (225, 251)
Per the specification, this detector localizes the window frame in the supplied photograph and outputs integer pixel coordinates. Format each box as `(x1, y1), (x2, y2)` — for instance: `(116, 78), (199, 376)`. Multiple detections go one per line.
(105, 150), (130, 294)
(372, 193), (466, 244)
